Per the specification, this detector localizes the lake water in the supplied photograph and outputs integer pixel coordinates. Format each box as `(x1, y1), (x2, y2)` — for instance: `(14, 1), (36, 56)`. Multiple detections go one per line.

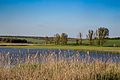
(0, 48), (120, 66)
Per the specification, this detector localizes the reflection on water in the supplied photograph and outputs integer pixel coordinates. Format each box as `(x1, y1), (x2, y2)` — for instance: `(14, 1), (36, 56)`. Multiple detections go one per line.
(0, 48), (120, 66)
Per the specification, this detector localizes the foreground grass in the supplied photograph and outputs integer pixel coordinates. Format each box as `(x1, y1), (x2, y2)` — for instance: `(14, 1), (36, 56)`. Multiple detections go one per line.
(0, 59), (120, 80)
(0, 50), (120, 80)
(0, 44), (120, 53)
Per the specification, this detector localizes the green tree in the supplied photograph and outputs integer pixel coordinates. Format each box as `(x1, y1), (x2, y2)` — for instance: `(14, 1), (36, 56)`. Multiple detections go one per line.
(45, 36), (49, 44)
(76, 39), (79, 45)
(49, 37), (54, 44)
(87, 30), (94, 45)
(79, 32), (82, 45)
(54, 33), (60, 45)
(96, 27), (109, 46)
(61, 33), (68, 45)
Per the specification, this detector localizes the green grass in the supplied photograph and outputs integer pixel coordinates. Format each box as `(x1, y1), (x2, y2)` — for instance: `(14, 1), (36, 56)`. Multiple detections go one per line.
(103, 40), (120, 47)
(68, 39), (120, 47)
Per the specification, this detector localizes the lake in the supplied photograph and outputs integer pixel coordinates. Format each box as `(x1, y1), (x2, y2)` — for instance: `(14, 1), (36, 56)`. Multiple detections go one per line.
(0, 48), (120, 67)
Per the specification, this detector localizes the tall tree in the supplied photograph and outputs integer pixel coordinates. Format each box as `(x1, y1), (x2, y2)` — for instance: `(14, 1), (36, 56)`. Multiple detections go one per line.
(96, 27), (109, 46)
(61, 33), (68, 45)
(45, 36), (49, 44)
(79, 32), (82, 45)
(87, 30), (94, 45)
(76, 39), (79, 45)
(54, 33), (60, 45)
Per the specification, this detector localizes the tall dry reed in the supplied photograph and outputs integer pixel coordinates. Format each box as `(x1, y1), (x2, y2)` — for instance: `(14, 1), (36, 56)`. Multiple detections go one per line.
(0, 52), (120, 80)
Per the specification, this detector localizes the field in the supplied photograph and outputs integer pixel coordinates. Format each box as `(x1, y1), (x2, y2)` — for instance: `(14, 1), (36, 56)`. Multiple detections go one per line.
(19, 38), (120, 47)
(67, 39), (120, 47)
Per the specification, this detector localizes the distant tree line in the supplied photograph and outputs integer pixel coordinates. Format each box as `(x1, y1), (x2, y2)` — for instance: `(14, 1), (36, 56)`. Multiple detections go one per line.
(0, 27), (110, 45)
(0, 36), (44, 39)
(45, 27), (109, 46)
(0, 38), (27, 43)
(106, 37), (120, 40)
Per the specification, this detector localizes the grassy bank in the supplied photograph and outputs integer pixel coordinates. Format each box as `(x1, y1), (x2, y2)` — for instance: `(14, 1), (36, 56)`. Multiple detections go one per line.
(0, 44), (120, 53)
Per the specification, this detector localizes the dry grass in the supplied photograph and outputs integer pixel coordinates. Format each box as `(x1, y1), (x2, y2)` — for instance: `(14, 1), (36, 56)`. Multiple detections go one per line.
(0, 52), (120, 80)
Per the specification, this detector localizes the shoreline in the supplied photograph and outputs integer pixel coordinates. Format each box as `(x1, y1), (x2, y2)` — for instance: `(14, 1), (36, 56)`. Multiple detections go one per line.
(0, 43), (120, 53)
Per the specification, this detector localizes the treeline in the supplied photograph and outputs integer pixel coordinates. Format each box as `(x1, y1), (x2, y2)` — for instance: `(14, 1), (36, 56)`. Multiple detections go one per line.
(0, 36), (44, 39)
(45, 27), (110, 46)
(0, 38), (27, 43)
(106, 37), (120, 40)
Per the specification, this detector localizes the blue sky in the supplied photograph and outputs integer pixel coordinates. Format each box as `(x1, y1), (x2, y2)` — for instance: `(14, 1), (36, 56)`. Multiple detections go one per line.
(0, 0), (120, 38)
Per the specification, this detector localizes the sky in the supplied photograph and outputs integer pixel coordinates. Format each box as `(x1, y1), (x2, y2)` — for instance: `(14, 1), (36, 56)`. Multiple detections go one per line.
(0, 0), (120, 38)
